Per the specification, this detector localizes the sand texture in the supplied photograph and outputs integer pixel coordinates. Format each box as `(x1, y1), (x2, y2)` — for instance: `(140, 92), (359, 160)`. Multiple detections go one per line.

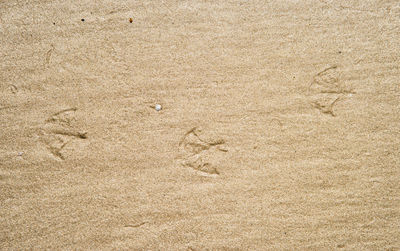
(1, 0), (399, 250)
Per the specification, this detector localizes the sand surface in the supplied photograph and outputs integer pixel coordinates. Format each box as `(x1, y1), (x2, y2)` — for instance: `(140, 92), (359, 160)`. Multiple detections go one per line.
(1, 0), (399, 250)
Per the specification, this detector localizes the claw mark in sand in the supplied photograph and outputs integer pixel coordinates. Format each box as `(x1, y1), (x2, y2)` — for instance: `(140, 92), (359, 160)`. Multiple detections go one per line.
(312, 97), (340, 117)
(310, 66), (340, 93)
(47, 138), (70, 160)
(0, 105), (17, 111)
(49, 128), (87, 139)
(178, 127), (227, 175)
(45, 44), (55, 66)
(9, 84), (18, 94)
(308, 66), (354, 117)
(46, 107), (77, 124)
(124, 221), (147, 228)
(309, 66), (354, 94)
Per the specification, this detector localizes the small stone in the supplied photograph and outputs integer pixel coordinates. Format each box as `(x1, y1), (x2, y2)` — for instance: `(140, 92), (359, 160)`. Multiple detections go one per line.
(18, 152), (23, 156)
(155, 104), (162, 111)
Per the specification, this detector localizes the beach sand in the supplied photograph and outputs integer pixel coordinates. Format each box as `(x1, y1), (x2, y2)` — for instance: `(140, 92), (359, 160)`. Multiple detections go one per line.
(1, 0), (399, 249)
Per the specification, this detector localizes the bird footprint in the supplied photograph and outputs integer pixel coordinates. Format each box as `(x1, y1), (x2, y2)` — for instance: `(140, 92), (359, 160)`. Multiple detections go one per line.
(178, 127), (227, 175)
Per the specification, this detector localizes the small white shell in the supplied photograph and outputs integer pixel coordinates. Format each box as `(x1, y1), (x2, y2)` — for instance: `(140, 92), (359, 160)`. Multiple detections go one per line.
(155, 104), (162, 111)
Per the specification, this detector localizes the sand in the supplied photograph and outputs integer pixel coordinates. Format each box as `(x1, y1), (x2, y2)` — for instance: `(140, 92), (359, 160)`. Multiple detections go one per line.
(1, 0), (399, 250)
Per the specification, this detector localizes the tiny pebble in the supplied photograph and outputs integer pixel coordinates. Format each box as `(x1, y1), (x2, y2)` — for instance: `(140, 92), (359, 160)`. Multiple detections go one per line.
(18, 152), (23, 156)
(155, 104), (162, 111)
